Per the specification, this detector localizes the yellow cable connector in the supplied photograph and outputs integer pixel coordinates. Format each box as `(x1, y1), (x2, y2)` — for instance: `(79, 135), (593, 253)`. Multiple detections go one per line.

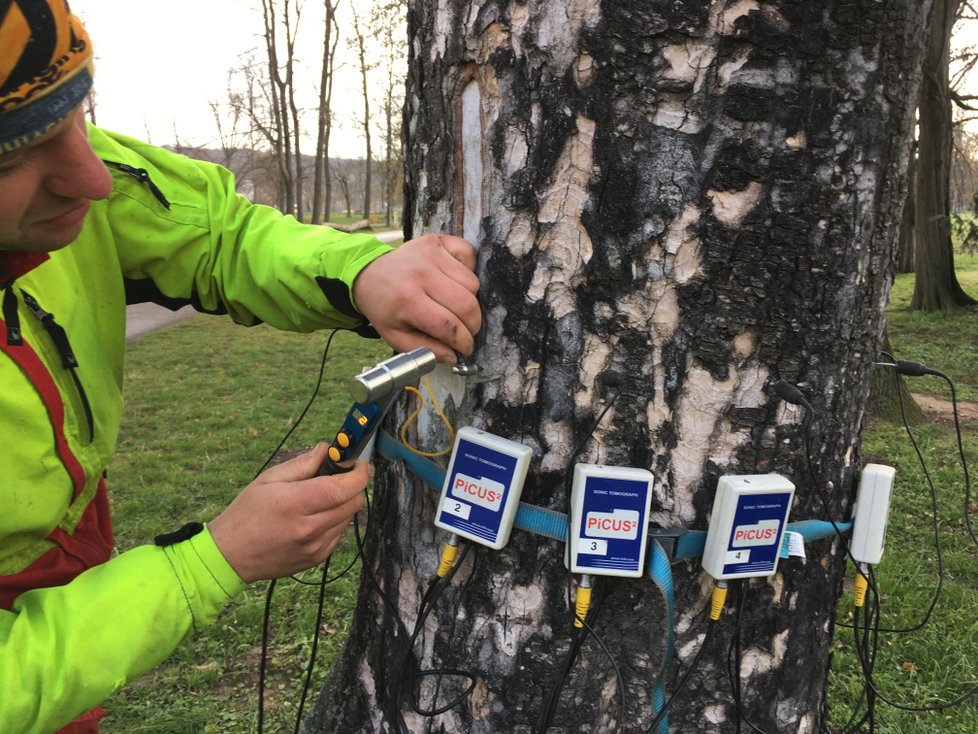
(854, 569), (869, 608)
(399, 375), (455, 458)
(574, 575), (593, 629)
(437, 538), (460, 578)
(710, 581), (728, 621)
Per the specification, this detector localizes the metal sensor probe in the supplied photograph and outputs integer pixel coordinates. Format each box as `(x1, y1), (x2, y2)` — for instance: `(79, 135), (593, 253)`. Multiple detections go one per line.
(348, 347), (438, 403)
(318, 347), (438, 476)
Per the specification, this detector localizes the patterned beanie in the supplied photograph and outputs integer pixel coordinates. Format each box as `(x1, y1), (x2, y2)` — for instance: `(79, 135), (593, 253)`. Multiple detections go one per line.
(0, 0), (93, 153)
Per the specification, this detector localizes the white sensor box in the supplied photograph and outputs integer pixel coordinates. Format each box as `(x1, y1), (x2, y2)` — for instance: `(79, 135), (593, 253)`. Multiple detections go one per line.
(434, 427), (532, 549)
(850, 463), (896, 565)
(567, 464), (654, 578)
(702, 474), (795, 580)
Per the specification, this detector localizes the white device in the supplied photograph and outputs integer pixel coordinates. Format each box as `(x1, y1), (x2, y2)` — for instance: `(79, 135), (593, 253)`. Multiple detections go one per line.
(702, 474), (795, 580)
(567, 464), (654, 578)
(849, 463), (896, 565)
(434, 427), (533, 549)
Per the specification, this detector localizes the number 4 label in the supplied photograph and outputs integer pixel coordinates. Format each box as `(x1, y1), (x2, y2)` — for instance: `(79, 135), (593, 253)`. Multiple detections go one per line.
(726, 549), (750, 565)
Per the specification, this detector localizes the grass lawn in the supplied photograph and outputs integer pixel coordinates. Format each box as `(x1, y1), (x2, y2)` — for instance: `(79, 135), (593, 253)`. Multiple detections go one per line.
(101, 323), (388, 733)
(100, 258), (977, 732)
(825, 254), (978, 732)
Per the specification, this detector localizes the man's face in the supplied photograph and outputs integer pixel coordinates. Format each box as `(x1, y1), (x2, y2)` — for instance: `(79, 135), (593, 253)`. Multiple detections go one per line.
(0, 106), (113, 253)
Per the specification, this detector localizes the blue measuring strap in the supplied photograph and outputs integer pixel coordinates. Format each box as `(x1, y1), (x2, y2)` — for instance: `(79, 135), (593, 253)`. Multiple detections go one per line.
(378, 431), (851, 556)
(670, 520), (853, 561)
(647, 541), (673, 734)
(376, 430), (851, 733)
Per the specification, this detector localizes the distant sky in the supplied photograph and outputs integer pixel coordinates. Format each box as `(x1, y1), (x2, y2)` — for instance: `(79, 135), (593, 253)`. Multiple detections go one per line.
(75, 0), (369, 152)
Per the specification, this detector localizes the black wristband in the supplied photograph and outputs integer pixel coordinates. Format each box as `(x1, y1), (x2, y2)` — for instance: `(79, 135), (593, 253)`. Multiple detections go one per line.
(154, 521), (205, 547)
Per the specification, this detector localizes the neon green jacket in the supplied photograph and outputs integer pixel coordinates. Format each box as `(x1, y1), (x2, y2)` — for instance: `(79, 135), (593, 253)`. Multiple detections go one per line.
(0, 126), (392, 733)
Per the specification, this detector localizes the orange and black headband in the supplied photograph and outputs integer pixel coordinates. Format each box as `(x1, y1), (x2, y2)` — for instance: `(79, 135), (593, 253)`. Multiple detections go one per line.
(0, 0), (93, 153)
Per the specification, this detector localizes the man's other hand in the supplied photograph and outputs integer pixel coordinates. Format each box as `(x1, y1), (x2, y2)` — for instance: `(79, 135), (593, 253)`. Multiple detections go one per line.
(352, 234), (481, 362)
(208, 445), (367, 583)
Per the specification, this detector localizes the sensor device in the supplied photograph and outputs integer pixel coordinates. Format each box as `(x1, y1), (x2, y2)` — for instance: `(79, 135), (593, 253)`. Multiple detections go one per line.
(567, 464), (654, 578)
(702, 474), (795, 580)
(323, 401), (384, 466)
(434, 427), (533, 549)
(318, 347), (437, 476)
(850, 463), (896, 565)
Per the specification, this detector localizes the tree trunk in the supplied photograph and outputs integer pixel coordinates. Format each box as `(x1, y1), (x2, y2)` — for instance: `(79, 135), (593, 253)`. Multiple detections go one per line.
(354, 8), (374, 220)
(911, 0), (977, 310)
(312, 1), (339, 225)
(897, 152), (916, 274)
(308, 1), (930, 732)
(866, 330), (924, 425)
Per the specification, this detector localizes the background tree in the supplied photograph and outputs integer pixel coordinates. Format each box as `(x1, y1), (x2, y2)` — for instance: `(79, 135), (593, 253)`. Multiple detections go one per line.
(259, 0), (307, 215)
(911, 0), (977, 310)
(333, 158), (356, 219)
(372, 0), (408, 228)
(307, 1), (930, 732)
(351, 7), (375, 219)
(311, 0), (341, 224)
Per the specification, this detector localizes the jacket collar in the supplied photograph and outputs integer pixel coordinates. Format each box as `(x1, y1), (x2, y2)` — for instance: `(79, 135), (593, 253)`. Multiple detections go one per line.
(0, 251), (50, 289)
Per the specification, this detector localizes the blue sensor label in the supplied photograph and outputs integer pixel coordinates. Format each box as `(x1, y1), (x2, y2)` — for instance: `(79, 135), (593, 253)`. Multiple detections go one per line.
(721, 492), (791, 576)
(436, 437), (518, 545)
(575, 475), (651, 575)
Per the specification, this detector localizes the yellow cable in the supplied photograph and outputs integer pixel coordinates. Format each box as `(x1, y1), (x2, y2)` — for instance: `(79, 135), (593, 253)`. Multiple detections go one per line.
(437, 542), (459, 578)
(574, 582), (592, 629)
(398, 375), (455, 458)
(710, 583), (728, 621)
(853, 571), (869, 608)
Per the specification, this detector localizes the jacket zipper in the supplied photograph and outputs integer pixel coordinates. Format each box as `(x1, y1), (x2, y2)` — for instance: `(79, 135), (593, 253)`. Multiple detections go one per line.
(102, 161), (171, 209)
(19, 291), (95, 443)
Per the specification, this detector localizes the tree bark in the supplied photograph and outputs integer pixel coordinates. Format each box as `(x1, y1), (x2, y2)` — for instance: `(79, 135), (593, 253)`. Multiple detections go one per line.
(308, 1), (930, 732)
(911, 0), (977, 310)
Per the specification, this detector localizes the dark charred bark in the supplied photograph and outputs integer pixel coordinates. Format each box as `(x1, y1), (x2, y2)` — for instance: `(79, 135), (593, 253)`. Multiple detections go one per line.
(307, 1), (930, 732)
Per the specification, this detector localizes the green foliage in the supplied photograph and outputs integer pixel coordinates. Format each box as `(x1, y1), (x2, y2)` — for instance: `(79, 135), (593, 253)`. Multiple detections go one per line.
(950, 196), (978, 255)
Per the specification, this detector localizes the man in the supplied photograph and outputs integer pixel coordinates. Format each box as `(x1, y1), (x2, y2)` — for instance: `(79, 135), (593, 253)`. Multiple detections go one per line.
(0, 2), (480, 732)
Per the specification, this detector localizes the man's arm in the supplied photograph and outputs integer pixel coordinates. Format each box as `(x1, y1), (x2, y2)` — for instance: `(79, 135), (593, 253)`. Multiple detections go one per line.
(92, 127), (480, 359)
(0, 447), (366, 734)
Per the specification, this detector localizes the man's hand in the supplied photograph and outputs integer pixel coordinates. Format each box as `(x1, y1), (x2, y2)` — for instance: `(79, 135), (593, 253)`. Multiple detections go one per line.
(208, 445), (367, 583)
(352, 234), (481, 362)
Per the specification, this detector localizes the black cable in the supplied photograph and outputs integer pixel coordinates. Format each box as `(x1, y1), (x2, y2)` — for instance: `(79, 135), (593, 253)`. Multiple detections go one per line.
(350, 493), (477, 734)
(399, 544), (476, 719)
(293, 557), (332, 734)
(398, 547), (476, 730)
(784, 373), (978, 716)
(255, 329), (341, 477)
(726, 581), (768, 734)
(834, 354), (944, 635)
(421, 557), (478, 734)
(935, 372), (976, 551)
(257, 577), (277, 734)
(535, 385), (621, 733)
(535, 581), (624, 734)
(256, 330), (339, 734)
(643, 619), (718, 733)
